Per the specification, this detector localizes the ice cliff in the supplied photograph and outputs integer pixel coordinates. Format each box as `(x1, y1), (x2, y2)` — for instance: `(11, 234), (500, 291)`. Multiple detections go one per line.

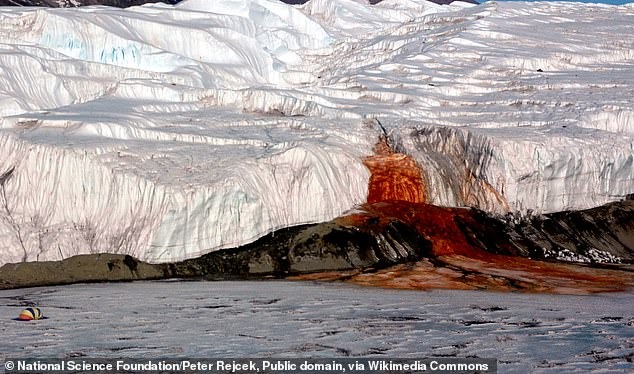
(0, 0), (633, 265)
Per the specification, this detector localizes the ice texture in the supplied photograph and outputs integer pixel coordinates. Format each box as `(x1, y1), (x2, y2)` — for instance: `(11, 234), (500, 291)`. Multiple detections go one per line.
(1, 281), (633, 373)
(0, 0), (633, 264)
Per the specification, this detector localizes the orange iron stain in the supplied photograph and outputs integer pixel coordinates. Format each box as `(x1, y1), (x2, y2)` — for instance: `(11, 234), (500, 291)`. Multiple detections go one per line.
(363, 136), (427, 204)
(295, 137), (634, 294)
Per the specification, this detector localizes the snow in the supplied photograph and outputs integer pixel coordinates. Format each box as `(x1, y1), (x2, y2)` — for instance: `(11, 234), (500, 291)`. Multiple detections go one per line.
(0, 0), (633, 264)
(0, 281), (633, 373)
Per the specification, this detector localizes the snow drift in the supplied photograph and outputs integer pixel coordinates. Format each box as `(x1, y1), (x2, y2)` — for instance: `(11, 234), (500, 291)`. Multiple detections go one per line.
(0, 0), (633, 265)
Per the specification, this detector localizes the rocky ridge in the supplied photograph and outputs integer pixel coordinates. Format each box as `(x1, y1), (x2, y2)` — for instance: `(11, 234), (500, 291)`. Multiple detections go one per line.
(1, 199), (632, 293)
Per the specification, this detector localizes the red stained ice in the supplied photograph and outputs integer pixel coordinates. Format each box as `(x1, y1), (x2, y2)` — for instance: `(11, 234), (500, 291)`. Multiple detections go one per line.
(296, 139), (634, 294)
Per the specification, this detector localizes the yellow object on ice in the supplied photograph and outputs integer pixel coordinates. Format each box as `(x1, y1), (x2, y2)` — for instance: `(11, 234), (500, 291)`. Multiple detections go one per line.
(18, 307), (43, 321)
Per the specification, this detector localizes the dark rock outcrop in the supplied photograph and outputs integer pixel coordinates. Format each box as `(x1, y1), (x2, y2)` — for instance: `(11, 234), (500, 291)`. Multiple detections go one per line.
(0, 218), (431, 289)
(298, 200), (634, 293)
(171, 218), (431, 279)
(460, 200), (634, 264)
(0, 200), (632, 291)
(0, 253), (166, 289)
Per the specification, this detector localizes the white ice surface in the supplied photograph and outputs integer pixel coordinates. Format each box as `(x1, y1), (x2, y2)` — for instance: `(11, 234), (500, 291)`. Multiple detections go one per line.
(0, 281), (633, 373)
(0, 0), (633, 264)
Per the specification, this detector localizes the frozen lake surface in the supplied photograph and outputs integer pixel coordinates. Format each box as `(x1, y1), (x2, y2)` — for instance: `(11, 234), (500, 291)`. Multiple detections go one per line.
(1, 280), (633, 373)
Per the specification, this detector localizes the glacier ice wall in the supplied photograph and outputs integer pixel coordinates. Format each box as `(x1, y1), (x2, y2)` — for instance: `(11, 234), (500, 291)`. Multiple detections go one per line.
(304, 0), (634, 213)
(0, 0), (633, 264)
(0, 112), (373, 264)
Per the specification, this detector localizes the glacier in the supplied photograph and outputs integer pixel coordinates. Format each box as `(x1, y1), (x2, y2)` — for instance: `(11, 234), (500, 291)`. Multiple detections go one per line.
(0, 0), (633, 265)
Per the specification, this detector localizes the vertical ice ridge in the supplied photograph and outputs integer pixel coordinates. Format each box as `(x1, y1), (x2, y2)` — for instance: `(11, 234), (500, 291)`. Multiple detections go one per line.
(145, 142), (371, 263)
(0, 132), (170, 265)
(397, 123), (634, 213)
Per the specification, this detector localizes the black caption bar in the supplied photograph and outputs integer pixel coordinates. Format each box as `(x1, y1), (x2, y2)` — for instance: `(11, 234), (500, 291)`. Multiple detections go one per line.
(3, 358), (496, 374)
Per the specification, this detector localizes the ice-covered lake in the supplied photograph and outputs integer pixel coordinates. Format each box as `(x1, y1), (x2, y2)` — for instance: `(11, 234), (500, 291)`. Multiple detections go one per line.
(1, 281), (633, 373)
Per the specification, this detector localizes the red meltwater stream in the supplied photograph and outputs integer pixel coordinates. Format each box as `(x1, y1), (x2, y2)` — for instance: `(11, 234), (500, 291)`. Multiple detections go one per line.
(296, 139), (634, 294)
